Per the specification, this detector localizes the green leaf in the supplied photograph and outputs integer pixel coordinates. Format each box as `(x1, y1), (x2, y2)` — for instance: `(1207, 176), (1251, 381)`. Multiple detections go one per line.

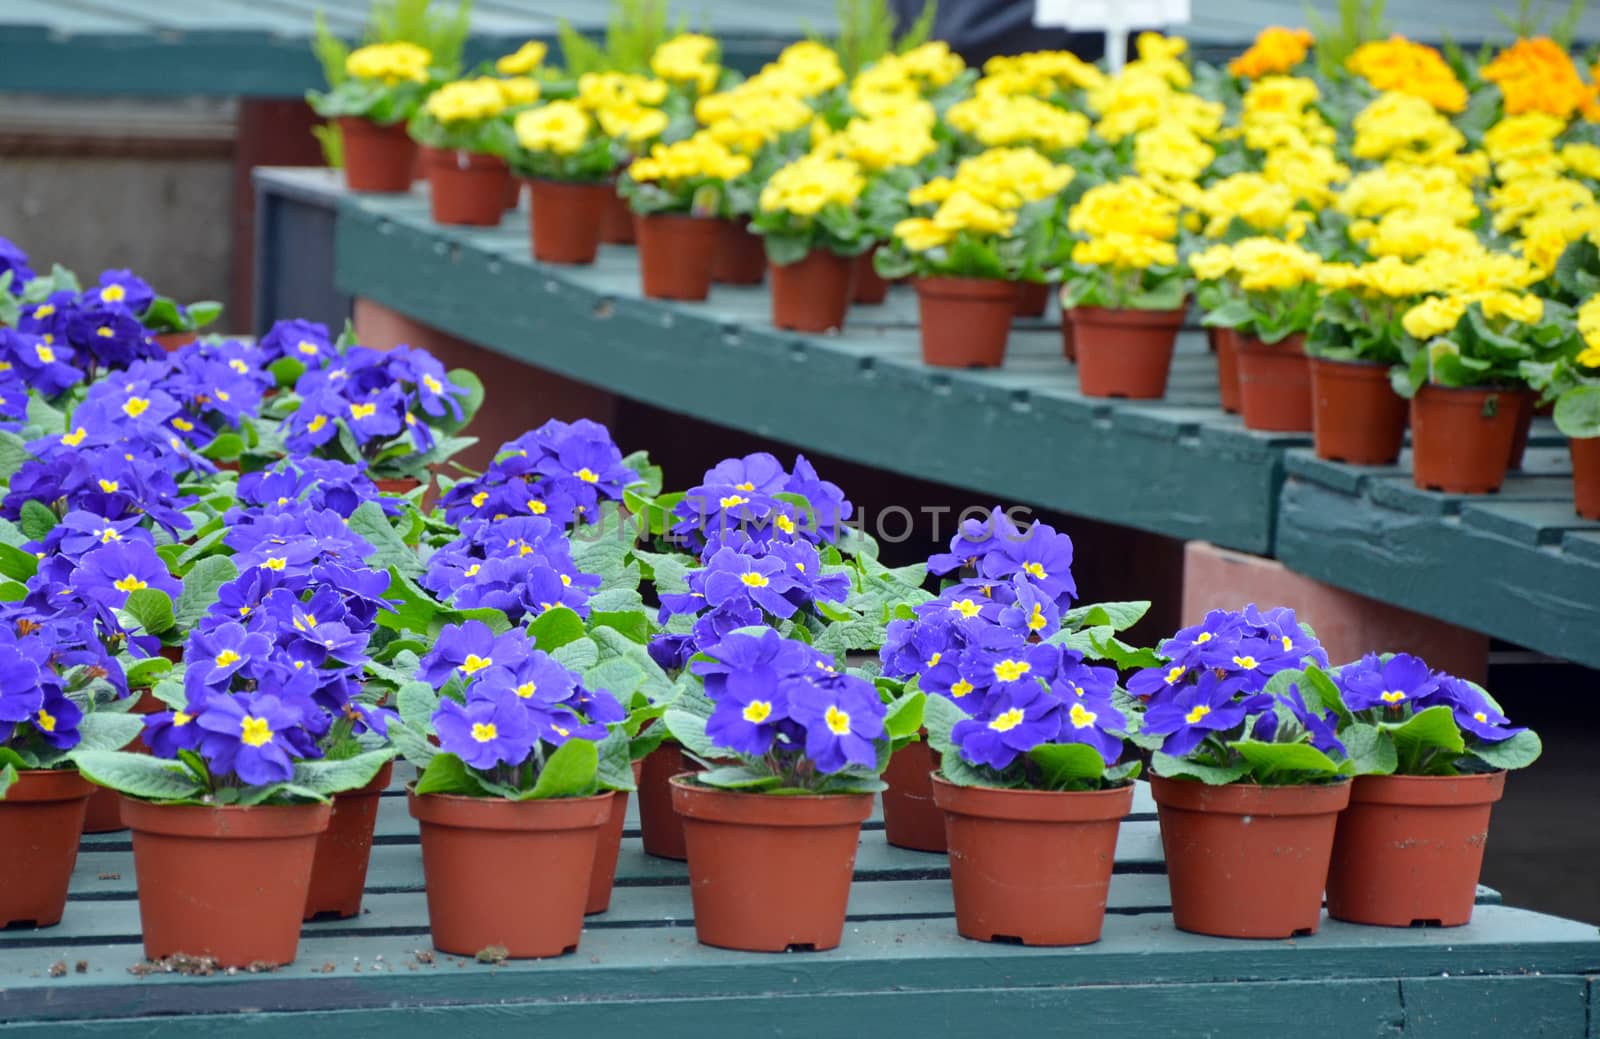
(922, 693), (968, 755)
(1385, 704), (1465, 768)
(1028, 742), (1108, 788)
(0, 542), (39, 582)
(528, 606), (587, 652)
(1062, 600), (1151, 633)
(0, 431), (32, 483)
(1341, 721), (1398, 776)
(396, 680), (440, 731)
(19, 500), (56, 541)
(348, 501), (423, 577)
(696, 765), (782, 791)
(72, 750), (206, 801)
(939, 745), (1007, 788)
(591, 610), (651, 645)
(551, 636), (599, 671)
(663, 708), (720, 761)
(389, 720), (439, 771)
(1229, 739), (1342, 779)
(1151, 751), (1249, 786)
(883, 691), (925, 741)
(0, 763), (14, 800)
(528, 739), (600, 799)
(292, 749), (394, 797)
(1472, 729), (1543, 771)
(1554, 386), (1600, 439)
(595, 726), (636, 790)
(173, 556), (238, 633)
(72, 713), (145, 754)
(121, 589), (175, 636)
(415, 752), (486, 797)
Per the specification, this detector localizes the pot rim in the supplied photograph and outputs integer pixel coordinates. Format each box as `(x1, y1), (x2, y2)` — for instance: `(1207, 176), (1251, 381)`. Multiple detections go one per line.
(1234, 331), (1307, 353)
(1412, 383), (1531, 399)
(914, 274), (1019, 301)
(636, 211), (717, 227)
(770, 246), (856, 268)
(1306, 353), (1393, 372)
(336, 114), (407, 132)
(1349, 770), (1506, 808)
(669, 772), (874, 826)
(930, 772), (1135, 822)
(1148, 772), (1351, 816)
(406, 785), (613, 832)
(419, 146), (506, 167)
(2, 767), (96, 803)
(523, 175), (611, 191)
(1068, 305), (1187, 328)
(120, 798), (331, 839)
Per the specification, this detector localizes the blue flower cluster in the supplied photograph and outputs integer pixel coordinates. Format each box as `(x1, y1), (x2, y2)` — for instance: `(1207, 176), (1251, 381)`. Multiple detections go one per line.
(1, 268), (167, 395)
(669, 452), (853, 553)
(439, 419), (635, 529)
(417, 620), (624, 771)
(1336, 652), (1525, 743)
(422, 514), (601, 625)
(0, 601), (127, 757)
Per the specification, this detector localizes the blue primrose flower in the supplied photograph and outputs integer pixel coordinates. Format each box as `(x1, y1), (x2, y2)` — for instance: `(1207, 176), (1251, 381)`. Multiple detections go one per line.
(951, 680), (1065, 770)
(418, 620), (531, 689)
(433, 687), (537, 770)
(1335, 652), (1438, 712)
(258, 319), (332, 365)
(193, 692), (305, 785)
(0, 641), (45, 725)
(91, 270), (155, 314)
(1140, 671), (1252, 757)
(70, 540), (182, 609)
(0, 237), (35, 293)
(1426, 676), (1525, 743)
(785, 671), (885, 774)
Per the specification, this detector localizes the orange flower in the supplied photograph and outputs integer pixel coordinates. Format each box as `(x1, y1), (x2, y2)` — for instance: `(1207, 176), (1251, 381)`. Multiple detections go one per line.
(1483, 37), (1599, 121)
(1228, 27), (1314, 79)
(1346, 36), (1467, 113)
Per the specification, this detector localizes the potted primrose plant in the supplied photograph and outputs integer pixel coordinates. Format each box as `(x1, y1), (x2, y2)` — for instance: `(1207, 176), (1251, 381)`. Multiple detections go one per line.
(1192, 237), (1323, 432)
(1531, 293), (1600, 517)
(409, 77), (524, 226)
(309, 42), (437, 193)
(663, 627), (920, 952)
(751, 152), (874, 333)
(506, 100), (618, 265)
(1128, 605), (1353, 940)
(0, 609), (143, 929)
(1396, 291), (1567, 493)
(1324, 653), (1540, 927)
(389, 619), (631, 958)
(621, 131), (753, 301)
(1060, 177), (1188, 396)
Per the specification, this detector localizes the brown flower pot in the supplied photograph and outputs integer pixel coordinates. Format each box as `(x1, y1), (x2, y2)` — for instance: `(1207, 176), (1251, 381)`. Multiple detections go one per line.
(409, 789), (611, 958)
(637, 741), (701, 859)
(504, 177), (522, 211)
(375, 477), (423, 496)
(1572, 436), (1600, 518)
(880, 740), (946, 853)
(82, 786), (126, 833)
(1211, 326), (1241, 414)
(853, 247), (889, 304)
(1326, 772), (1505, 928)
(1014, 280), (1051, 318)
(932, 775), (1132, 945)
(671, 775), (872, 951)
(1, 769), (95, 928)
(585, 789), (630, 914)
(771, 249), (857, 333)
(1507, 390), (1536, 470)
(152, 332), (196, 353)
(303, 762), (393, 920)
(1236, 333), (1313, 432)
(1410, 385), (1525, 494)
(527, 179), (610, 266)
(1151, 774), (1350, 939)
(1070, 306), (1186, 399)
(915, 276), (1017, 368)
(637, 214), (719, 301)
(338, 116), (417, 193)
(421, 147), (510, 227)
(1061, 316), (1077, 363)
(599, 185), (635, 244)
(1310, 356), (1408, 465)
(122, 799), (330, 966)
(712, 220), (767, 285)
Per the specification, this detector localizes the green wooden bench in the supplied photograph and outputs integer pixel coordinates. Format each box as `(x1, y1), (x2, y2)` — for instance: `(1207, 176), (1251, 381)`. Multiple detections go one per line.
(3, 774), (1594, 1036)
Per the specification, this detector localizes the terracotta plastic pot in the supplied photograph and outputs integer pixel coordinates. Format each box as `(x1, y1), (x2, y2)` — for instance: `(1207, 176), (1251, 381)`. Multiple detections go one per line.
(771, 249), (857, 333)
(1572, 436), (1600, 519)
(303, 762), (393, 921)
(527, 179), (610, 265)
(1061, 315), (1077, 363)
(586, 789), (630, 914)
(1, 769), (95, 928)
(338, 117), (416, 193)
(636, 213), (719, 300)
(933, 775), (1132, 945)
(1013, 280), (1051, 318)
(672, 775), (872, 951)
(712, 220), (766, 285)
(880, 740), (946, 853)
(420, 147), (510, 227)
(637, 741), (701, 859)
(504, 177), (522, 210)
(599, 186), (636, 244)
(409, 789), (610, 957)
(1310, 356), (1407, 465)
(853, 247), (889, 304)
(915, 276), (1017, 368)
(82, 786), (126, 834)
(1210, 326), (1241, 413)
(375, 477), (423, 496)
(1236, 333), (1313, 432)
(123, 799), (330, 966)
(1507, 390), (1536, 470)
(153, 332), (197, 353)
(1151, 774), (1350, 939)
(1326, 772), (1505, 928)
(1409, 385), (1525, 494)
(1071, 306), (1186, 399)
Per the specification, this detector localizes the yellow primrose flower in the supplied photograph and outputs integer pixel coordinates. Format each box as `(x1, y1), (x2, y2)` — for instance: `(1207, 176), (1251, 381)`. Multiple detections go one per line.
(931, 191), (1016, 236)
(1483, 112), (1567, 163)
(1402, 295), (1469, 339)
(896, 41), (966, 87)
(1228, 237), (1323, 292)
(345, 42), (432, 86)
(597, 104), (670, 145)
(514, 101), (591, 156)
(423, 78), (508, 124)
(1190, 243), (1234, 282)
(1346, 36), (1467, 112)
(651, 34), (720, 94)
(495, 41), (548, 76)
(628, 131), (750, 184)
(1479, 291), (1544, 325)
(1072, 232), (1178, 269)
(497, 77), (541, 106)
(759, 153), (865, 217)
(1352, 256), (1437, 298)
(1134, 122), (1215, 182)
(892, 216), (952, 253)
(578, 72), (669, 112)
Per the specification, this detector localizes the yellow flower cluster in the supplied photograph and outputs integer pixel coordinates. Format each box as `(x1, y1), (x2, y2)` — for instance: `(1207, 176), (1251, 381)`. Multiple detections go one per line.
(698, 84), (814, 154)
(345, 42), (431, 85)
(910, 147), (1073, 209)
(759, 153), (865, 216)
(946, 93), (1089, 153)
(893, 193), (1017, 252)
(578, 72), (670, 148)
(1068, 176), (1182, 270)
(1194, 173), (1308, 238)
(1346, 36), (1467, 113)
(423, 78), (510, 124)
(514, 101), (592, 156)
(497, 77), (540, 106)
(1215, 237), (1324, 291)
(1482, 37), (1600, 121)
(756, 40), (847, 98)
(1228, 26), (1314, 79)
(650, 33), (720, 94)
(1577, 297), (1600, 366)
(1352, 91), (1467, 164)
(628, 131), (751, 184)
(814, 114), (937, 172)
(495, 41), (548, 76)
(1134, 122), (1215, 183)
(978, 50), (1104, 97)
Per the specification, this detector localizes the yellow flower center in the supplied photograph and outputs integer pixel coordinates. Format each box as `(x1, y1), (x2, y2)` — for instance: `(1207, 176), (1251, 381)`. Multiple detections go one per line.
(470, 722), (499, 743)
(101, 284), (126, 303)
(575, 467), (599, 483)
(736, 482), (756, 491)
(113, 575), (147, 593)
(34, 304), (54, 318)
(527, 499), (548, 515)
(950, 679), (974, 698)
(471, 491), (489, 508)
(719, 494), (749, 508)
(96, 327), (114, 339)
(1280, 635), (1293, 651)
(948, 598), (981, 619)
(36, 344), (54, 364)
(308, 414), (328, 433)
(98, 479), (118, 493)
(988, 707), (1025, 732)
(240, 715), (274, 748)
(515, 682), (537, 699)
(97, 528), (119, 544)
(61, 427), (87, 446)
(1184, 704), (1212, 724)
(174, 711), (193, 726)
(824, 705), (851, 735)
(993, 659), (1030, 682)
(1022, 561), (1047, 580)
(1068, 702), (1097, 729)
(464, 563), (481, 577)
(1196, 632), (1212, 644)
(1473, 711), (1488, 723)
(740, 571), (769, 588)
(1027, 603), (1047, 631)
(742, 700), (773, 723)
(1381, 690), (1407, 704)
(423, 374), (444, 394)
(297, 340), (320, 356)
(775, 514), (796, 534)
(927, 651), (942, 668)
(172, 417), (194, 432)
(215, 649), (241, 668)
(1233, 655), (1259, 670)
(263, 557), (288, 571)
(350, 402), (377, 420)
(36, 708), (56, 733)
(1165, 665), (1187, 685)
(460, 653), (492, 675)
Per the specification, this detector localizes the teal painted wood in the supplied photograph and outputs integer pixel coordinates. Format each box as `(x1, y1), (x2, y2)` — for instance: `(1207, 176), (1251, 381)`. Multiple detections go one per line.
(1400, 976), (1592, 1038)
(333, 187), (1292, 553)
(1275, 448), (1600, 670)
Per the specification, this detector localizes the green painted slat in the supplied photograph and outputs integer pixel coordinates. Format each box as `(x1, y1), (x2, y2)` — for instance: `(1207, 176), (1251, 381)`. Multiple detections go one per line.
(1400, 975), (1592, 1038)
(334, 190), (1286, 553)
(0, 1), (130, 32)
(1459, 499), (1591, 547)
